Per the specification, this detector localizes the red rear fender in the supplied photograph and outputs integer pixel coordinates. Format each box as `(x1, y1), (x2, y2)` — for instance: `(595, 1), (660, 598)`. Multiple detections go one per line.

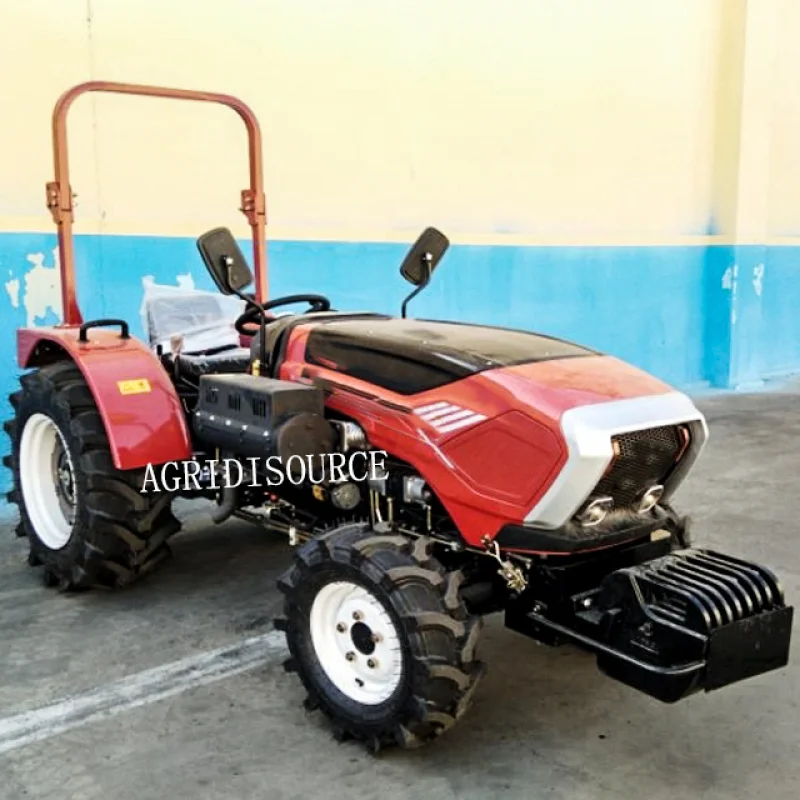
(17, 327), (192, 470)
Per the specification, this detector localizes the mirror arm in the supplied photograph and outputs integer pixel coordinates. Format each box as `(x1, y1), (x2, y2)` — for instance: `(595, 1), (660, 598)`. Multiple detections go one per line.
(401, 257), (432, 319)
(222, 255), (269, 370)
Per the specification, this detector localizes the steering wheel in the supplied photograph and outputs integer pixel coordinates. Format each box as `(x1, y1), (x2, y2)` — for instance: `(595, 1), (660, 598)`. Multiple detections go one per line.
(234, 293), (331, 336)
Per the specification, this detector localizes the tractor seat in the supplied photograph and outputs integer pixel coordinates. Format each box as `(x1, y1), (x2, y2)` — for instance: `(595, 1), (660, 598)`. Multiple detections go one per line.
(172, 347), (252, 380)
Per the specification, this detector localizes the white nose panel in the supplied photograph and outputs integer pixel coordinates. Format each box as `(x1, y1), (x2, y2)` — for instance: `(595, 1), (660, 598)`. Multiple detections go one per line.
(523, 391), (709, 529)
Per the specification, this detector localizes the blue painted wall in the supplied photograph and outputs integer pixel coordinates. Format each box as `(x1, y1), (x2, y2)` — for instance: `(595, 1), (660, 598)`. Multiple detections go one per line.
(2, 232), (799, 501)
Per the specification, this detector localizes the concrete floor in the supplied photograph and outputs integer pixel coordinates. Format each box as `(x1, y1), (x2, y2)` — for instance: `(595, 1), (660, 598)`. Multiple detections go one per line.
(1, 383), (799, 799)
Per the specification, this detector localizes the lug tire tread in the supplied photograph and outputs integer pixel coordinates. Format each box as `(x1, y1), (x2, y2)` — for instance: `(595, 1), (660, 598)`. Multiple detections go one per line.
(3, 362), (181, 590)
(275, 522), (485, 752)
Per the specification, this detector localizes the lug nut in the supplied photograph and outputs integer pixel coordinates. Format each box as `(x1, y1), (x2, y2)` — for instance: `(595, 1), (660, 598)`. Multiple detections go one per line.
(336, 623), (347, 633)
(371, 633), (382, 643)
(367, 658), (377, 669)
(345, 651), (356, 662)
(352, 611), (363, 621)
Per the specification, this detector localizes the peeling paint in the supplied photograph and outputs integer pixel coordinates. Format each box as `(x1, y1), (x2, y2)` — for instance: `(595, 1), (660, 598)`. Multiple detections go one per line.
(2, 248), (63, 326)
(21, 248), (63, 327)
(4, 276), (20, 309)
(722, 266), (734, 290)
(730, 263), (738, 326)
(141, 274), (195, 291)
(753, 263), (765, 297)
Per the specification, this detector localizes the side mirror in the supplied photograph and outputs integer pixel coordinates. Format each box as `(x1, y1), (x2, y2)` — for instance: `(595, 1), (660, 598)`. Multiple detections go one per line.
(196, 227), (253, 295)
(399, 227), (449, 286)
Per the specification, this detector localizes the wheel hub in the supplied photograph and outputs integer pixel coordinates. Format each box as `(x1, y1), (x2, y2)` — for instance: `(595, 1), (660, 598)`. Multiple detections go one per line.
(350, 621), (376, 656)
(55, 448), (75, 505)
(309, 580), (403, 705)
(51, 435), (76, 524)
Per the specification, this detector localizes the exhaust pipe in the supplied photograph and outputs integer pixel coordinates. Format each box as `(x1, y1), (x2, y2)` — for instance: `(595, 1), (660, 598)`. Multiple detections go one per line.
(211, 484), (238, 523)
(506, 547), (793, 703)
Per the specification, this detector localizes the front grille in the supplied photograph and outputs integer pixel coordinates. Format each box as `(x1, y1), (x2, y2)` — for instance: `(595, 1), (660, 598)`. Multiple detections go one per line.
(593, 425), (685, 509)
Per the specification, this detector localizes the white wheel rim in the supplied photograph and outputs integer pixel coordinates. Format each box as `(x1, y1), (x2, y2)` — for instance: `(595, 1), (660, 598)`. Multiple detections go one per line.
(309, 580), (404, 705)
(18, 412), (77, 550)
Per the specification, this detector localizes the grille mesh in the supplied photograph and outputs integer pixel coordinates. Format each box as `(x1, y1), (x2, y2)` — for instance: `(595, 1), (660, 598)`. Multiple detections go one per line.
(593, 425), (684, 509)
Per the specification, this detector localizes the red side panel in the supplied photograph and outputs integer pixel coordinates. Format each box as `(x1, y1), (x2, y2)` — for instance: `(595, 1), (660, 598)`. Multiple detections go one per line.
(440, 411), (565, 508)
(17, 327), (192, 471)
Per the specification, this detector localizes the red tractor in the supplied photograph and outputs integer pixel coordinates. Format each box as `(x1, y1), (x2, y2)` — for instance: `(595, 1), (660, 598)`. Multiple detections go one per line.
(3, 82), (793, 752)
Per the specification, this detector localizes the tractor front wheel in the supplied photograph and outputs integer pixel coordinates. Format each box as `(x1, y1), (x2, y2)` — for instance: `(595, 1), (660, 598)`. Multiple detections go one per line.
(3, 361), (180, 590)
(275, 522), (485, 752)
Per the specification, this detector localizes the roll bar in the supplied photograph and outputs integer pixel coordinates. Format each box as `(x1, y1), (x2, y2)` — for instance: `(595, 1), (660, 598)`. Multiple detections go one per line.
(47, 81), (268, 326)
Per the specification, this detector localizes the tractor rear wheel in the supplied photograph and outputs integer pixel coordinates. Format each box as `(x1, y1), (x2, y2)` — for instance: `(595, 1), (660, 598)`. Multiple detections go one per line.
(275, 522), (485, 752)
(3, 361), (180, 590)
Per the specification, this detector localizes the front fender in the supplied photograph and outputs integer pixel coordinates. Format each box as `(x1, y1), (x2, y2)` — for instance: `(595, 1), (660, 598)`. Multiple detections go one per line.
(17, 326), (192, 470)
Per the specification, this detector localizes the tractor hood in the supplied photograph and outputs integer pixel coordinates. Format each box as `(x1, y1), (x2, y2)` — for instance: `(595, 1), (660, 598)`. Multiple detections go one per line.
(302, 315), (680, 411)
(293, 314), (708, 534)
(303, 316), (600, 396)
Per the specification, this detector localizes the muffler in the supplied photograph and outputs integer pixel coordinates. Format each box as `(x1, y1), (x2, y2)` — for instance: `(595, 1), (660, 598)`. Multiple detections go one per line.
(506, 547), (793, 703)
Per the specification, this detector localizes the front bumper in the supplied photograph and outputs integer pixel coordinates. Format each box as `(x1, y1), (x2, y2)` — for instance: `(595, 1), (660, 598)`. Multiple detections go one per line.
(506, 545), (793, 702)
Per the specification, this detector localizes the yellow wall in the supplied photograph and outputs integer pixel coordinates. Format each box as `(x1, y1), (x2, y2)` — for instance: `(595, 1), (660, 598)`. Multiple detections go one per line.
(768, 0), (800, 237)
(1, 0), (729, 244)
(2, 0), (800, 477)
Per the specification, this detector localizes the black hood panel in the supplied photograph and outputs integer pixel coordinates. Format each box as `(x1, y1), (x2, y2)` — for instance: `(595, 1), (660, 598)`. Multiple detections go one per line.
(304, 317), (596, 395)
